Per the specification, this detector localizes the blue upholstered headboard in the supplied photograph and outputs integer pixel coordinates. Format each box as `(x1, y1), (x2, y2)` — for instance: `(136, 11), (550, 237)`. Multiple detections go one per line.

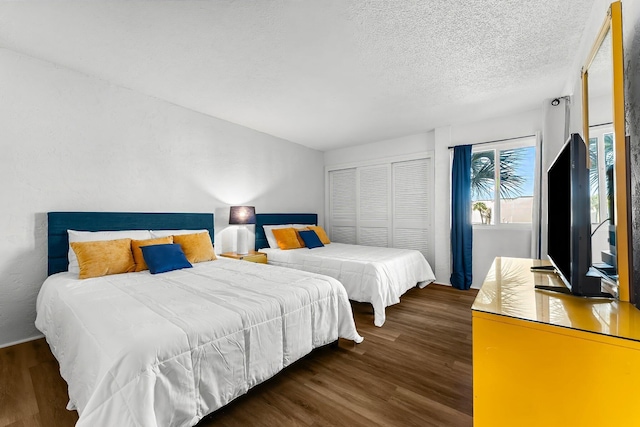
(48, 212), (214, 276)
(255, 213), (317, 250)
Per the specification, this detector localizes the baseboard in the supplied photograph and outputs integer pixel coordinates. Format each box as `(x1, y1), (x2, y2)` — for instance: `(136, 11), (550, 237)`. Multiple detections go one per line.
(431, 281), (481, 290)
(431, 281), (451, 287)
(0, 334), (45, 349)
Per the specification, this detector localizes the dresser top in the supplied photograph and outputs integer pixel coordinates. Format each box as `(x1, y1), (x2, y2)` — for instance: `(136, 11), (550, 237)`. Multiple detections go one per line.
(472, 257), (640, 342)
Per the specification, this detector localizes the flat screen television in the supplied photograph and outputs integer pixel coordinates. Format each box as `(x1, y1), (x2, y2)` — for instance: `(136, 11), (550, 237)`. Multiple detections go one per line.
(542, 133), (606, 297)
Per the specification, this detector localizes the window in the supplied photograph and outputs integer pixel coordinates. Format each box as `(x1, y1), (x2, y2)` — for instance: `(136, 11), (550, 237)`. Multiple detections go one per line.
(588, 125), (614, 225)
(470, 138), (536, 225)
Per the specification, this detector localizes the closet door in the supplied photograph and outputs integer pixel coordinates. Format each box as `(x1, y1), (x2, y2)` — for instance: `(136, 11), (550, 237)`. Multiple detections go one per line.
(358, 165), (391, 247)
(392, 158), (433, 263)
(328, 168), (357, 244)
(327, 155), (434, 265)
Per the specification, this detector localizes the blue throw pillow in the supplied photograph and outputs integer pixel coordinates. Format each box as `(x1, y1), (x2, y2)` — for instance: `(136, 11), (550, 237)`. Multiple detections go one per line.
(299, 230), (324, 249)
(140, 244), (193, 274)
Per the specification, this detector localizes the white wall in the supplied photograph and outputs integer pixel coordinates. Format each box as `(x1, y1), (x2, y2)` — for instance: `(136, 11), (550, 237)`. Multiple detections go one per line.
(323, 132), (434, 166)
(471, 228), (533, 286)
(0, 48), (324, 347)
(449, 109), (542, 146)
(433, 127), (452, 284)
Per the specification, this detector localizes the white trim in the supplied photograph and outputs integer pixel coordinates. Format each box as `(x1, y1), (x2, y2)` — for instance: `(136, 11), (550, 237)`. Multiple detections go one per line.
(355, 165), (361, 243)
(0, 333), (45, 349)
(588, 125), (614, 225)
(531, 130), (543, 258)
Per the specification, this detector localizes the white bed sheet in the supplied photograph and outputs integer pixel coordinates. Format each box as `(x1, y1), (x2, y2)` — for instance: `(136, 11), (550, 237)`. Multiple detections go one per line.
(260, 243), (436, 326)
(35, 258), (362, 427)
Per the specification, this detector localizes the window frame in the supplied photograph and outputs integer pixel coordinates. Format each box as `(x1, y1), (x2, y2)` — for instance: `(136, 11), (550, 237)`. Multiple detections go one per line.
(588, 123), (614, 226)
(470, 136), (537, 229)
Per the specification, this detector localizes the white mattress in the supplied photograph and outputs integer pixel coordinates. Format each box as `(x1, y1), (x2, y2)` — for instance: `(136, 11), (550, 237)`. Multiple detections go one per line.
(35, 258), (362, 427)
(260, 243), (436, 326)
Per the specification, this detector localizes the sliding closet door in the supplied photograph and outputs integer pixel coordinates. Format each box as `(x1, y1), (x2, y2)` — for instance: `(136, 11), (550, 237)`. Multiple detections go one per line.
(327, 154), (434, 264)
(392, 158), (433, 263)
(328, 168), (357, 244)
(358, 164), (391, 247)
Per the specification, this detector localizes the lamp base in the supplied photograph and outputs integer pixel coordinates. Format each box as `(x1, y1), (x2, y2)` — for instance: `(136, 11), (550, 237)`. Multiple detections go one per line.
(236, 226), (249, 255)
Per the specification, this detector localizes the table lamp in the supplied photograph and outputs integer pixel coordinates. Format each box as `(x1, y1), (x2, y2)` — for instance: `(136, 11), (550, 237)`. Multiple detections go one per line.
(229, 206), (256, 255)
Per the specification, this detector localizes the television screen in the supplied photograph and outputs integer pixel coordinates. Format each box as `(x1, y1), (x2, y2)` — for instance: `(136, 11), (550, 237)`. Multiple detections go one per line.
(546, 134), (603, 296)
(547, 144), (571, 283)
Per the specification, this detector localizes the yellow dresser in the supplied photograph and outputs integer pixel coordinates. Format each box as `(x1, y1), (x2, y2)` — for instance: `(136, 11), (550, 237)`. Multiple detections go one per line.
(472, 257), (640, 427)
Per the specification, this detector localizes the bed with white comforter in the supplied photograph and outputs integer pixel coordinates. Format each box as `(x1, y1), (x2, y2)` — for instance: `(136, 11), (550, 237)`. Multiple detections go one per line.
(35, 258), (362, 427)
(260, 243), (436, 326)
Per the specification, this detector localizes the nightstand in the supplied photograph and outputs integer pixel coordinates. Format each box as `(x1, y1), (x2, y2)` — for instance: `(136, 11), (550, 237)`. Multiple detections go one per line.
(219, 250), (267, 264)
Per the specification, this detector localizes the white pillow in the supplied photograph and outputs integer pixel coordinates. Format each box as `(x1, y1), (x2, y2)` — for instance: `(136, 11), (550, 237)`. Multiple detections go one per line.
(67, 229), (152, 274)
(262, 224), (313, 248)
(150, 229), (209, 238)
(291, 224), (314, 229)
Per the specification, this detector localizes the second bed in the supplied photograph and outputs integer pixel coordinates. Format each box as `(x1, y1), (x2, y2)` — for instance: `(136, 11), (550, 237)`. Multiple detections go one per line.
(256, 213), (436, 326)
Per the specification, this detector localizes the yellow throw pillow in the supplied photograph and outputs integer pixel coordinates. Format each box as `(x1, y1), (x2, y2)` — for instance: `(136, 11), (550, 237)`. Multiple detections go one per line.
(307, 225), (331, 244)
(70, 238), (135, 279)
(172, 232), (216, 264)
(131, 236), (174, 272)
(294, 228), (307, 248)
(272, 227), (302, 250)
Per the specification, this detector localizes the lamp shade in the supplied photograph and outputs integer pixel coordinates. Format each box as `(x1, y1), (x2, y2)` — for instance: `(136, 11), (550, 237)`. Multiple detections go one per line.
(229, 206), (256, 225)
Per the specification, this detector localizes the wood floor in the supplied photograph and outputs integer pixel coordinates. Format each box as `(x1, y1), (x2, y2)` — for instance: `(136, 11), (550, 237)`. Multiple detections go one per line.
(0, 284), (478, 427)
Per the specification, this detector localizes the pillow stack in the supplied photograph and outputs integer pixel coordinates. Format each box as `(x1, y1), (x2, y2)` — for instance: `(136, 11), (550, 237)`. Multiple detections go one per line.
(298, 230), (324, 249)
(140, 244), (193, 275)
(68, 229), (216, 279)
(131, 236), (174, 272)
(306, 226), (331, 245)
(268, 225), (331, 250)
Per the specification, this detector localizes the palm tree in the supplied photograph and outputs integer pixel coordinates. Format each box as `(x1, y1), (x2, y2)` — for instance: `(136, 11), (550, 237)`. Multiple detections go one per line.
(472, 201), (492, 224)
(589, 134), (615, 221)
(471, 149), (526, 200)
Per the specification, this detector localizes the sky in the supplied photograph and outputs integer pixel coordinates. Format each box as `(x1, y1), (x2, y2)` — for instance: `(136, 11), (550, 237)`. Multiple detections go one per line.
(518, 146), (535, 197)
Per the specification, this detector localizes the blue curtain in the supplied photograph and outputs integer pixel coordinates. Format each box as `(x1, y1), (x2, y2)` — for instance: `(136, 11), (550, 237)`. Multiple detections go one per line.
(450, 145), (473, 290)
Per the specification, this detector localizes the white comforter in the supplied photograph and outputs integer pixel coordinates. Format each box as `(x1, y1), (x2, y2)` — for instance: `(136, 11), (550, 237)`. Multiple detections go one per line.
(35, 258), (362, 427)
(260, 243), (436, 326)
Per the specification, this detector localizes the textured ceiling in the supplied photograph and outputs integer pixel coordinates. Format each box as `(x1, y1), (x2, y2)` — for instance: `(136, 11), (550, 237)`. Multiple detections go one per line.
(0, 0), (596, 151)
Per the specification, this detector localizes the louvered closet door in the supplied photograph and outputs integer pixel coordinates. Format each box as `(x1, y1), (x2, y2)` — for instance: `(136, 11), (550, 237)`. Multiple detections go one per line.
(329, 168), (357, 244)
(392, 158), (433, 265)
(358, 165), (391, 247)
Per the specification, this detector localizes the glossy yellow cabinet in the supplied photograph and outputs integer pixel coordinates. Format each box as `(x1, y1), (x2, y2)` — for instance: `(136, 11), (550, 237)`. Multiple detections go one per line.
(472, 258), (640, 427)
